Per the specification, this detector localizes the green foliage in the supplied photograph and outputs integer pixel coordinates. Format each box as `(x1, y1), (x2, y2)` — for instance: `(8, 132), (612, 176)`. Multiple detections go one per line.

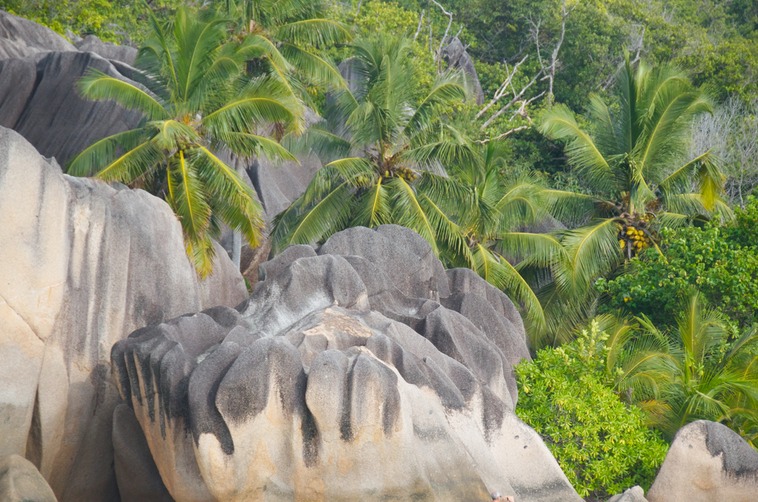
(331, 1), (437, 99)
(0, 0), (185, 43)
(515, 320), (669, 499)
(596, 295), (758, 446)
(597, 199), (758, 328)
(535, 58), (728, 343)
(219, 0), (350, 112)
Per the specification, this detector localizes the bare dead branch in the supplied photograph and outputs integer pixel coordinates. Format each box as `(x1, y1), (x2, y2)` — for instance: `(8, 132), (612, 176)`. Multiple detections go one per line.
(476, 125), (530, 144)
(475, 55), (529, 120)
(430, 0), (453, 69)
(414, 10), (425, 41)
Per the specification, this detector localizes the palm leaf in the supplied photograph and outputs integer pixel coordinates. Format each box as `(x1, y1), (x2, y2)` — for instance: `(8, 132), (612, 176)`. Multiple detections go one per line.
(67, 128), (153, 176)
(214, 131), (297, 161)
(275, 18), (351, 48)
(169, 149), (212, 244)
(554, 218), (623, 294)
(473, 244), (547, 336)
(388, 176), (438, 254)
(285, 181), (354, 245)
(78, 71), (168, 120)
(540, 104), (615, 194)
(404, 74), (466, 136)
(353, 178), (391, 228)
(279, 43), (347, 89)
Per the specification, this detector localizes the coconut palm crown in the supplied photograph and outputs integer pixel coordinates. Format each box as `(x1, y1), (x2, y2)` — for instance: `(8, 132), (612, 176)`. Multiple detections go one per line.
(220, 0), (351, 102)
(68, 7), (304, 276)
(540, 58), (728, 300)
(270, 35), (478, 255)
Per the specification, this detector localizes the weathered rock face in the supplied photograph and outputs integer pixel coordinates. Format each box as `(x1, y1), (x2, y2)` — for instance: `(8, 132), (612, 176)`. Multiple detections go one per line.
(0, 10), (76, 59)
(0, 49), (143, 166)
(0, 126), (248, 501)
(647, 420), (758, 502)
(112, 225), (580, 501)
(442, 36), (485, 105)
(0, 455), (57, 502)
(75, 34), (137, 65)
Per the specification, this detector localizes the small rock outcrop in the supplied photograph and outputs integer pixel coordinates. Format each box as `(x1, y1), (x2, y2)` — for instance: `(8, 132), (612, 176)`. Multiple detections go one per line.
(75, 34), (137, 65)
(0, 126), (248, 501)
(647, 420), (758, 502)
(112, 225), (580, 501)
(0, 455), (57, 502)
(0, 10), (75, 58)
(442, 36), (485, 105)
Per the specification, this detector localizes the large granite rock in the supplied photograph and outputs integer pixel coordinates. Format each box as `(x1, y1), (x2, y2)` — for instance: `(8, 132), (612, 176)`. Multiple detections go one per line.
(112, 225), (579, 501)
(0, 126), (248, 501)
(0, 10), (76, 59)
(0, 455), (57, 502)
(647, 420), (758, 502)
(0, 50), (143, 167)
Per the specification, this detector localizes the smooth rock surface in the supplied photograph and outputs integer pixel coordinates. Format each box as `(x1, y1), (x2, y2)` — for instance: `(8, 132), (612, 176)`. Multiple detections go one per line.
(113, 404), (173, 502)
(75, 34), (137, 65)
(0, 51), (142, 166)
(112, 225), (577, 501)
(0, 10), (75, 59)
(647, 420), (758, 502)
(0, 455), (57, 502)
(442, 36), (484, 105)
(0, 126), (247, 501)
(608, 485), (648, 502)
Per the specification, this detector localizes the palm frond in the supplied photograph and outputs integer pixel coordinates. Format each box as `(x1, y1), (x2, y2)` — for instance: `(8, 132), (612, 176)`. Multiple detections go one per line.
(404, 73), (466, 136)
(419, 193), (474, 269)
(193, 146), (264, 247)
(472, 244), (546, 337)
(279, 43), (347, 89)
(215, 131), (297, 161)
(496, 232), (565, 268)
(353, 178), (391, 228)
(168, 150), (213, 243)
(275, 18), (351, 48)
(78, 70), (168, 120)
(203, 95), (296, 133)
(554, 218), (623, 295)
(93, 137), (164, 184)
(283, 181), (354, 245)
(388, 176), (438, 254)
(67, 128), (153, 176)
(282, 126), (352, 161)
(540, 104), (616, 194)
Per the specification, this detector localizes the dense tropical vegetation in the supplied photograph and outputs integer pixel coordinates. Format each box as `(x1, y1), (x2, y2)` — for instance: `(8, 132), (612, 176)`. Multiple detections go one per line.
(10, 0), (757, 495)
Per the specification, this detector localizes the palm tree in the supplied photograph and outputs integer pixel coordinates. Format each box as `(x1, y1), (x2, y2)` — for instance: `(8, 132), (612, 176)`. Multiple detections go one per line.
(270, 35), (478, 255)
(68, 7), (303, 276)
(442, 142), (565, 337)
(600, 295), (758, 445)
(220, 0), (350, 102)
(540, 59), (729, 299)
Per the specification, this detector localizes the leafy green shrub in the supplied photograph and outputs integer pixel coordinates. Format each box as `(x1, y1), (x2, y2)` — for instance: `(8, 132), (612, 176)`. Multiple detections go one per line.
(597, 198), (758, 328)
(515, 321), (668, 500)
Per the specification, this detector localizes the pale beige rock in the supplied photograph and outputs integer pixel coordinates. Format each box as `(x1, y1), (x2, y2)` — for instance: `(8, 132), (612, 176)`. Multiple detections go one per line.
(647, 420), (758, 502)
(112, 227), (579, 502)
(0, 454), (57, 502)
(0, 126), (247, 501)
